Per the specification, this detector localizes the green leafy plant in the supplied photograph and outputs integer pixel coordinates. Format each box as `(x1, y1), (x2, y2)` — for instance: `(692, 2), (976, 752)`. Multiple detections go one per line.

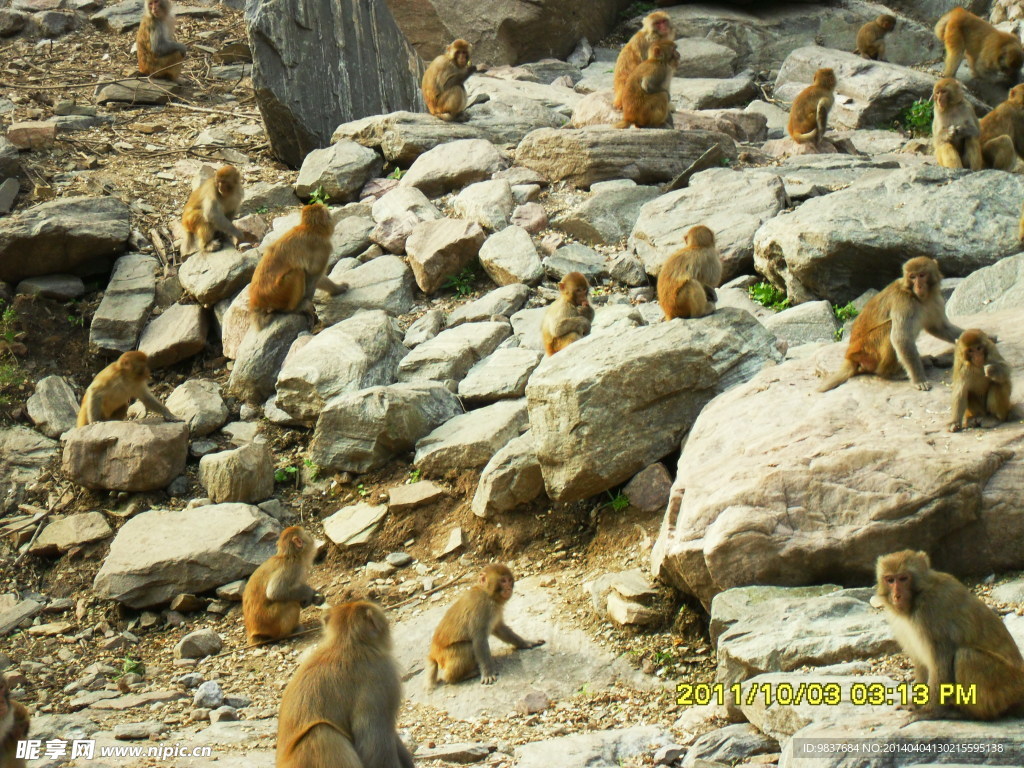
(833, 302), (858, 323)
(303, 458), (319, 482)
(606, 491), (630, 513)
(274, 466), (298, 484)
(897, 98), (934, 137)
(444, 267), (475, 297)
(114, 655), (145, 679)
(308, 186), (331, 205)
(406, 468), (422, 484)
(387, 167), (407, 180)
(356, 483), (370, 498)
(0, 307), (17, 343)
(748, 281), (792, 311)
(652, 649), (676, 665)
(256, 205), (270, 214)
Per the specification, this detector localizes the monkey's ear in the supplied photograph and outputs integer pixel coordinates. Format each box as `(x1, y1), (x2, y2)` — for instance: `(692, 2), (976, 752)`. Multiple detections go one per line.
(915, 551), (931, 567)
(292, 535), (304, 550)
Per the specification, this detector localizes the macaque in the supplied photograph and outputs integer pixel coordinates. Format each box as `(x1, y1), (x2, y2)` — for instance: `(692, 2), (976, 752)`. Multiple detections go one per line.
(948, 329), (1013, 432)
(422, 39), (476, 122)
(76, 351), (175, 427)
(136, 0), (186, 81)
(935, 7), (1024, 82)
(876, 550), (1024, 720)
(249, 203), (347, 328)
(0, 677), (29, 768)
(787, 68), (836, 145)
(980, 84), (1024, 171)
(180, 165), (252, 257)
(540, 271), (594, 356)
(658, 225), (720, 320)
(243, 526), (324, 644)
(276, 601), (414, 768)
(426, 564), (544, 688)
(616, 39), (680, 129)
(932, 78), (984, 171)
(856, 14), (896, 61)
(819, 257), (963, 392)
(613, 11), (674, 110)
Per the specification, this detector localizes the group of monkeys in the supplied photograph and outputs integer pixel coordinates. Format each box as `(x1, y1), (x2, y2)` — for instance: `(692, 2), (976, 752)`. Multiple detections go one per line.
(241, 526), (542, 767)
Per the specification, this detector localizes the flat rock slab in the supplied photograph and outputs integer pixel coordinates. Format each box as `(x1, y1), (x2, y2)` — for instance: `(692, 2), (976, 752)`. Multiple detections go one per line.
(95, 79), (175, 105)
(89, 253), (157, 353)
(392, 575), (655, 719)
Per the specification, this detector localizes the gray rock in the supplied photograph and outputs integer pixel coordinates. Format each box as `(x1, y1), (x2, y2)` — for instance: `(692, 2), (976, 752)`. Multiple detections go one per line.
(0, 427), (58, 514)
(192, 680), (224, 709)
(26, 375), (78, 438)
(15, 274), (85, 300)
(199, 442), (275, 504)
(673, 74), (757, 110)
(322, 502), (387, 546)
(88, 253), (157, 353)
(623, 463), (672, 514)
(744, 100), (788, 140)
(414, 398), (528, 475)
(400, 139), (505, 197)
(238, 181), (299, 215)
(608, 252), (648, 287)
(174, 628), (224, 659)
(509, 306), (547, 351)
(0, 139), (19, 180)
(682, 723), (778, 768)
(317, 255), (416, 325)
(762, 300), (838, 347)
(397, 321), (511, 383)
(387, 481), (445, 512)
(178, 247), (259, 306)
(137, 304), (209, 368)
(478, 226), (544, 286)
(452, 179), (515, 231)
(89, 0), (142, 32)
(514, 726), (673, 768)
(674, 37), (737, 78)
(62, 421), (188, 492)
(227, 314), (306, 404)
(552, 185), (660, 246)
(165, 380), (228, 437)
(472, 430), (543, 518)
(459, 347), (542, 403)
(30, 512), (112, 556)
(404, 218), (486, 295)
(403, 309), (444, 348)
(294, 140), (382, 202)
(947, 252), (1024, 317)
(448, 284), (530, 327)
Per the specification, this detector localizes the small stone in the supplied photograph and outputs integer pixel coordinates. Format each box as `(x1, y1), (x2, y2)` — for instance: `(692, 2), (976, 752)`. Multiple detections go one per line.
(170, 594), (206, 613)
(193, 680), (224, 708)
(174, 628), (222, 659)
(210, 705), (237, 723)
(385, 552), (413, 568)
(516, 690), (551, 714)
(442, 527), (465, 557)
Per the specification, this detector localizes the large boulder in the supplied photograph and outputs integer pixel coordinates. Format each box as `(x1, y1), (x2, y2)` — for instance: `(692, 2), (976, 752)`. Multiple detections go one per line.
(89, 254), (158, 353)
(526, 309), (782, 503)
(0, 427), (58, 513)
(652, 308), (1024, 607)
(946, 252), (1024, 316)
(246, 0), (422, 167)
(93, 503), (280, 608)
(754, 167), (1024, 304)
(61, 421), (189, 492)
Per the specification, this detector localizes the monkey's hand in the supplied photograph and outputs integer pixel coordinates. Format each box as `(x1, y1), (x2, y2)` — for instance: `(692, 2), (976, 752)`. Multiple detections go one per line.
(914, 381), (931, 391)
(948, 421), (963, 432)
(480, 672), (497, 685)
(304, 590), (326, 607)
(524, 639), (545, 649)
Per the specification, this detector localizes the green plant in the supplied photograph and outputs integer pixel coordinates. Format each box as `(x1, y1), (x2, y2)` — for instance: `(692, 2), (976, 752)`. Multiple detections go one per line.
(606, 491), (630, 513)
(67, 314), (84, 327)
(833, 301), (858, 323)
(444, 267), (475, 297)
(652, 649), (676, 665)
(356, 483), (370, 498)
(274, 466), (298, 484)
(303, 458), (319, 482)
(0, 307), (16, 343)
(308, 186), (331, 205)
(407, 468), (422, 484)
(897, 98), (934, 137)
(117, 655), (145, 677)
(387, 167), (406, 180)
(256, 205), (270, 214)
(748, 281), (792, 312)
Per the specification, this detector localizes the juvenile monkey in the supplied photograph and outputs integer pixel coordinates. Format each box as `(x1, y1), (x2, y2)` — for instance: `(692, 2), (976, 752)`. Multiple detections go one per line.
(856, 14), (896, 61)
(426, 564), (543, 688)
(180, 165), (252, 257)
(876, 550), (1024, 720)
(276, 601), (414, 768)
(932, 78), (984, 171)
(787, 68), (836, 145)
(541, 271), (594, 356)
(980, 84), (1024, 171)
(948, 329), (1013, 432)
(617, 39), (680, 129)
(0, 677), (29, 768)
(136, 0), (186, 81)
(819, 257), (963, 392)
(77, 351), (175, 427)
(243, 526), (324, 644)
(248, 203), (348, 328)
(422, 39), (476, 122)
(935, 7), (1024, 82)
(658, 225), (720, 320)
(613, 11), (674, 110)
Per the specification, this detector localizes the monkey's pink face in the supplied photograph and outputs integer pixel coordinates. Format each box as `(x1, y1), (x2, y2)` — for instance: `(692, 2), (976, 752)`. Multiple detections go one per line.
(908, 270), (931, 300)
(500, 576), (514, 601)
(148, 0), (165, 17)
(654, 19), (670, 37)
(883, 573), (912, 613)
(934, 87), (951, 110)
(966, 344), (986, 367)
(454, 49), (469, 67)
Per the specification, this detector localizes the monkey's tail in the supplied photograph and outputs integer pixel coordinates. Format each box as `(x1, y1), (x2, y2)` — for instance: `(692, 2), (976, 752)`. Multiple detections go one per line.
(793, 126), (819, 142)
(180, 232), (196, 259)
(615, 119), (632, 129)
(425, 658), (438, 691)
(818, 360), (857, 392)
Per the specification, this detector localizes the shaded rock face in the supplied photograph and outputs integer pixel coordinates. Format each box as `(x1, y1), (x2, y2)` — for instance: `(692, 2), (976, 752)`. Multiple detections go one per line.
(246, 0), (423, 167)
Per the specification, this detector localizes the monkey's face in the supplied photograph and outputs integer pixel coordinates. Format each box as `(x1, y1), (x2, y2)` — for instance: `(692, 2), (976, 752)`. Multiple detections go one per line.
(882, 572), (913, 613)
(454, 49), (469, 67)
(906, 270), (932, 300)
(573, 286), (590, 308)
(148, 0), (165, 18)
(499, 575), (514, 601)
(934, 84), (953, 109)
(879, 16), (895, 31)
(966, 343), (987, 368)
(654, 18), (670, 37)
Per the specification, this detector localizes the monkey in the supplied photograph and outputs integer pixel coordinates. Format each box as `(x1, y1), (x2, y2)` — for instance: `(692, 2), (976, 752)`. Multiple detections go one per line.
(540, 271), (595, 356)
(136, 0), (186, 81)
(613, 11), (674, 111)
(76, 351), (176, 427)
(787, 68), (836, 145)
(248, 203), (348, 329)
(426, 563), (544, 688)
(819, 257), (963, 393)
(935, 7), (1024, 82)
(876, 550), (1024, 720)
(0, 677), (29, 768)
(855, 14), (896, 61)
(422, 39), (476, 122)
(180, 165), (253, 258)
(242, 526), (324, 644)
(276, 601), (415, 768)
(948, 329), (1013, 432)
(979, 84), (1024, 171)
(932, 78), (985, 171)
(616, 39), (680, 130)
(658, 225), (720, 320)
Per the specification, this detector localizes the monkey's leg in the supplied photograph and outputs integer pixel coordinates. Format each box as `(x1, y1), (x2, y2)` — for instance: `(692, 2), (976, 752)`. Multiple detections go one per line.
(439, 642), (479, 684)
(471, 635), (498, 684)
(935, 140), (965, 168)
(983, 135), (1017, 170)
(942, 37), (965, 78)
(954, 647), (1022, 719)
(963, 136), (984, 171)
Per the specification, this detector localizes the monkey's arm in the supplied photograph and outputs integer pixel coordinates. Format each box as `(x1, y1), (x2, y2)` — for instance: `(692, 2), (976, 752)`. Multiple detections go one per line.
(315, 275), (348, 296)
(265, 573), (321, 605)
(137, 387), (176, 420)
(640, 74), (669, 94)
(396, 740), (415, 768)
(202, 198), (245, 243)
(924, 316), (964, 344)
(890, 315), (930, 389)
(984, 361), (1011, 382)
(550, 316), (592, 337)
(493, 622), (545, 650)
(949, 381), (970, 431)
(152, 27), (187, 57)
(469, 619), (498, 683)
(442, 65), (476, 91)
(86, 393), (106, 424)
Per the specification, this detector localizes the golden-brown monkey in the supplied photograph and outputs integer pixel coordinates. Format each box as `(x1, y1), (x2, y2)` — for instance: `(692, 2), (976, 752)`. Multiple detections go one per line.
(856, 14), (896, 61)
(658, 225), (720, 320)
(180, 165), (252, 257)
(876, 550), (1024, 720)
(935, 7), (1024, 82)
(933, 78), (984, 171)
(0, 677), (29, 768)
(426, 564), (544, 688)
(540, 271), (594, 356)
(422, 39), (476, 122)
(948, 329), (1013, 432)
(616, 39), (680, 129)
(980, 84), (1024, 171)
(819, 257), (963, 392)
(243, 526), (324, 644)
(276, 601), (414, 768)
(249, 203), (347, 328)
(788, 68), (836, 145)
(613, 11), (674, 110)
(136, 0), (186, 80)
(77, 351), (175, 427)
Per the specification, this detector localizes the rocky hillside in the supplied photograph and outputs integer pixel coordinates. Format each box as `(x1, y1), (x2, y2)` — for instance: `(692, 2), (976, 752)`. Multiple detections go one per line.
(0, 0), (1023, 766)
